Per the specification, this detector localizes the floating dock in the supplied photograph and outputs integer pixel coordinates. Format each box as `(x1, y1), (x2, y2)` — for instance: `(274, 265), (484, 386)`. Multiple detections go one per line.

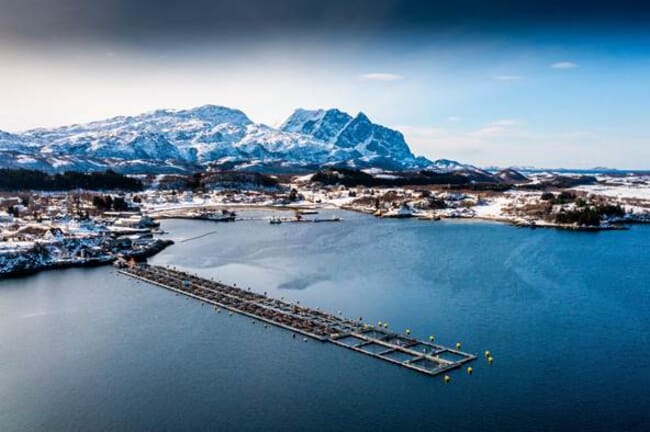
(117, 263), (476, 376)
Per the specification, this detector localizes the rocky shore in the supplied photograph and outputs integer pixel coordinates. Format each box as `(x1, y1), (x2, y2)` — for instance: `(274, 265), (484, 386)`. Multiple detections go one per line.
(0, 238), (173, 278)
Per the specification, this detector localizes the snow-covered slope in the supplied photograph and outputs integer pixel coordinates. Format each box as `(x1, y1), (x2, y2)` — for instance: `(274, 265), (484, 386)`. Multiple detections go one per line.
(1, 105), (436, 173)
(0, 130), (33, 152)
(280, 108), (422, 169)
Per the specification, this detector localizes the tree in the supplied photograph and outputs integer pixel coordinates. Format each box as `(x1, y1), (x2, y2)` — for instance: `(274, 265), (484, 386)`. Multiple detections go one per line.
(540, 192), (555, 201)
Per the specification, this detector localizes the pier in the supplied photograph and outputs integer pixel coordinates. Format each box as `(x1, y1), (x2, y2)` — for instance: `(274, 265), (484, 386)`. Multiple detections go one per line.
(117, 263), (476, 377)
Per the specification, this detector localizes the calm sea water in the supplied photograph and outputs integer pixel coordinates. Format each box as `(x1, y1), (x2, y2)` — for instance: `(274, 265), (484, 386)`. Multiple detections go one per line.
(1, 210), (649, 431)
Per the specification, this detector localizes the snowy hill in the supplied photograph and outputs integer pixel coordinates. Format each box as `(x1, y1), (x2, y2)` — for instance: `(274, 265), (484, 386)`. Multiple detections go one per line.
(424, 158), (471, 172)
(495, 168), (530, 184)
(0, 105), (441, 173)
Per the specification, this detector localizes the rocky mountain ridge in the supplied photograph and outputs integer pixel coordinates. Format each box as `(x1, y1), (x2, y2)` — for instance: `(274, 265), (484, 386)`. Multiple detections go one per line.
(0, 105), (443, 173)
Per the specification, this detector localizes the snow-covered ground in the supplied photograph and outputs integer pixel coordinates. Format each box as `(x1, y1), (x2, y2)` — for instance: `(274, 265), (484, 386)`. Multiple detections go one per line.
(573, 184), (650, 201)
(0, 212), (172, 276)
(472, 195), (510, 219)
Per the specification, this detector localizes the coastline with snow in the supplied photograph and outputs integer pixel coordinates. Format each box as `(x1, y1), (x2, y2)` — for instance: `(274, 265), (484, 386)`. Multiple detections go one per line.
(2, 168), (650, 280)
(136, 171), (650, 232)
(0, 237), (173, 278)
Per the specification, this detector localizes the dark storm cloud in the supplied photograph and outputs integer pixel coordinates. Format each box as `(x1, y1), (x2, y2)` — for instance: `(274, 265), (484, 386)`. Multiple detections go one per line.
(1, 0), (648, 43)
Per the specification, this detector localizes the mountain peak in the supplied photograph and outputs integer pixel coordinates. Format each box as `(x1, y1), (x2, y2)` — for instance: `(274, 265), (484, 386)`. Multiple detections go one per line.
(280, 108), (353, 142)
(354, 112), (370, 122)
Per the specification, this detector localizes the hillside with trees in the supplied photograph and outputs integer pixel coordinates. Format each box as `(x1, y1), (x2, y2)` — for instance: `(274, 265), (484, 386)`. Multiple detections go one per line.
(0, 169), (142, 191)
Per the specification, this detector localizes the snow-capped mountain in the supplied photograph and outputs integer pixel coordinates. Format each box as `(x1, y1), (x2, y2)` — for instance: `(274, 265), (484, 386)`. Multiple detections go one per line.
(279, 108), (429, 170)
(0, 105), (437, 173)
(424, 158), (474, 172)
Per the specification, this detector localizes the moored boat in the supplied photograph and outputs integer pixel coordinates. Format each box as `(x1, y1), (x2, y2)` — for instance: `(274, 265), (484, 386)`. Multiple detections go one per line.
(198, 209), (236, 222)
(313, 217), (341, 223)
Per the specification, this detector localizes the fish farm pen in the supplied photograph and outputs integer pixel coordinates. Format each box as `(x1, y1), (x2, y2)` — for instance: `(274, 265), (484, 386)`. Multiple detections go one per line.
(117, 263), (477, 377)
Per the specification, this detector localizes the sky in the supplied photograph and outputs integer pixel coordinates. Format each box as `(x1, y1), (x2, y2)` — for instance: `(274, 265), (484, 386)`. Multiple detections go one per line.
(1, 0), (649, 169)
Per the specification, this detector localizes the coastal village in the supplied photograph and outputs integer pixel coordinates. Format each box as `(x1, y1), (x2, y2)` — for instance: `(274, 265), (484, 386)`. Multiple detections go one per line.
(2, 168), (650, 277)
(0, 192), (171, 276)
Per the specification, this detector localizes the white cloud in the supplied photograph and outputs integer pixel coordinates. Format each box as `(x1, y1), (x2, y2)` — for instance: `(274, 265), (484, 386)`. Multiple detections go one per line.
(446, 116), (461, 122)
(358, 73), (404, 81)
(551, 61), (579, 69)
(395, 119), (527, 158)
(490, 119), (519, 126)
(470, 119), (525, 138)
(494, 75), (522, 81)
(395, 120), (648, 169)
(471, 126), (514, 138)
(396, 125), (481, 157)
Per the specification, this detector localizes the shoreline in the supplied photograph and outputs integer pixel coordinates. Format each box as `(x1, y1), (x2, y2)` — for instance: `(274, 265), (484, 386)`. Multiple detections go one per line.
(153, 201), (633, 232)
(1, 239), (174, 279)
(150, 201), (637, 232)
(336, 204), (632, 232)
(472, 215), (629, 232)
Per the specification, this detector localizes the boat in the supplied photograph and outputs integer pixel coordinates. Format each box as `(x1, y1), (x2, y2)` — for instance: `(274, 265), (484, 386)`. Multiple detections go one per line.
(198, 209), (236, 222)
(381, 204), (415, 218)
(269, 216), (282, 224)
(313, 217), (342, 223)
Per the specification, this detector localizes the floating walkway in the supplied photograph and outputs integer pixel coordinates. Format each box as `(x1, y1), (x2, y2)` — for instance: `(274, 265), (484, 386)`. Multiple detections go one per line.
(117, 263), (476, 376)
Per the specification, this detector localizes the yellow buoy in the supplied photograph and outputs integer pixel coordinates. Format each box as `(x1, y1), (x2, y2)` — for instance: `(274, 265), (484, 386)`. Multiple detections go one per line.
(488, 356), (494, 364)
(444, 375), (451, 383)
(378, 321), (383, 327)
(405, 329), (411, 335)
(484, 350), (491, 358)
(383, 323), (388, 329)
(429, 335), (435, 342)
(456, 342), (462, 350)
(467, 367), (473, 375)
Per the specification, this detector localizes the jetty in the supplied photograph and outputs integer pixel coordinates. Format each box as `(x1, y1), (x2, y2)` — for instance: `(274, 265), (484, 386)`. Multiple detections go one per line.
(117, 263), (476, 376)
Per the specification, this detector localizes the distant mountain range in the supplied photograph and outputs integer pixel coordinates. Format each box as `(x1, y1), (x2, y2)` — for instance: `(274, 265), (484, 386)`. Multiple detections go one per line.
(484, 165), (650, 175)
(0, 105), (479, 174)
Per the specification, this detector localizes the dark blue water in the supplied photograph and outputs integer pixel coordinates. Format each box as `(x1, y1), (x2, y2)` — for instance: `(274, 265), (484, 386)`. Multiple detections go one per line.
(1, 210), (649, 431)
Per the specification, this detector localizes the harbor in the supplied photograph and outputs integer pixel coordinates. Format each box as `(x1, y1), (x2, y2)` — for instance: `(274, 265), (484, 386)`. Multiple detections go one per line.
(117, 262), (477, 377)
(151, 207), (342, 225)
